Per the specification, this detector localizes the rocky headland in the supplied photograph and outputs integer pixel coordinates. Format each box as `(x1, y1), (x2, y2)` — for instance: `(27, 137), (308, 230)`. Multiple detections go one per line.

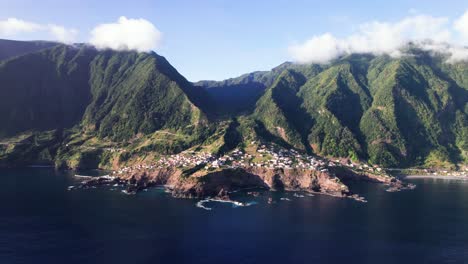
(77, 163), (414, 202)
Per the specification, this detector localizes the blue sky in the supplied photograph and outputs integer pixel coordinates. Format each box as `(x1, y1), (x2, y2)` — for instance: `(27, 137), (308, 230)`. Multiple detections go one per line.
(0, 0), (467, 81)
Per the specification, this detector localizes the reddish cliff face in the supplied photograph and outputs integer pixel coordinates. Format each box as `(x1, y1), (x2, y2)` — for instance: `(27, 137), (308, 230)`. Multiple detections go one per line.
(124, 167), (182, 187)
(246, 167), (348, 196)
(80, 163), (412, 200)
(111, 166), (350, 198)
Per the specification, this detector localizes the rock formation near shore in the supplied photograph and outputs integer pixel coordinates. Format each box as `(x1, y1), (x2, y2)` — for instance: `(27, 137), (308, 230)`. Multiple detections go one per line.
(80, 164), (406, 200)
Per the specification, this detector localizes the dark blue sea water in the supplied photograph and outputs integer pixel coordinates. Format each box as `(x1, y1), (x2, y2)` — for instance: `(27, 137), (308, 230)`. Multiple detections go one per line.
(1, 168), (467, 264)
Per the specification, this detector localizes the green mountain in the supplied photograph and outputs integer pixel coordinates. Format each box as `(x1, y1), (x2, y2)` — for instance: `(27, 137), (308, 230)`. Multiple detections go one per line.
(0, 44), (211, 139)
(0, 44), (95, 136)
(0, 39), (58, 61)
(0, 42), (215, 167)
(254, 69), (310, 150)
(79, 48), (212, 140)
(0, 40), (466, 169)
(195, 69), (278, 117)
(250, 52), (468, 168)
(195, 62), (323, 117)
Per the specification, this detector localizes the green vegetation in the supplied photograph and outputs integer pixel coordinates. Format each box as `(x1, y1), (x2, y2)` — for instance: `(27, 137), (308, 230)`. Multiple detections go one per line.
(251, 51), (467, 168)
(0, 40), (466, 169)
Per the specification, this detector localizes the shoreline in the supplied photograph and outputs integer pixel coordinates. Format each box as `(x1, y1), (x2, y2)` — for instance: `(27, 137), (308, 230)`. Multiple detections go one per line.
(403, 175), (468, 180)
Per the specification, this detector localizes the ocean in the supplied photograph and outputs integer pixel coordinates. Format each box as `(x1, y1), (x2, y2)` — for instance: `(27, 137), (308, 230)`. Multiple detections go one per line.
(1, 168), (467, 264)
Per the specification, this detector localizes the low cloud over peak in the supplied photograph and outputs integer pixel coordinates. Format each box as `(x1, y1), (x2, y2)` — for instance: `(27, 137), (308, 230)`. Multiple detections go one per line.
(0, 18), (78, 43)
(455, 11), (468, 41)
(0, 18), (42, 35)
(0, 16), (161, 52)
(289, 11), (468, 64)
(89, 16), (161, 52)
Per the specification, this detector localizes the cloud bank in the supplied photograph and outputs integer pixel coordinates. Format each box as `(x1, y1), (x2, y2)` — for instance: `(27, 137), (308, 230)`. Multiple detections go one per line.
(455, 11), (468, 41)
(48, 25), (78, 43)
(0, 18), (78, 43)
(89, 16), (161, 52)
(0, 18), (42, 35)
(0, 16), (161, 52)
(289, 11), (468, 64)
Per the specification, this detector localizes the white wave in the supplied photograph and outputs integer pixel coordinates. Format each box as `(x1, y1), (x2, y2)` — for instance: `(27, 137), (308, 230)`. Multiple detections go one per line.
(74, 175), (93, 178)
(195, 198), (256, 210)
(196, 200), (212, 211)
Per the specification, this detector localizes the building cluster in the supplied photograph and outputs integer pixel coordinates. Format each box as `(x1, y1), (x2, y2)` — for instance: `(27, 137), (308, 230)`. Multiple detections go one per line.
(108, 143), (467, 179)
(113, 143), (340, 175)
(156, 151), (214, 168)
(247, 145), (330, 171)
(112, 143), (403, 177)
(431, 170), (467, 177)
(113, 163), (159, 175)
(344, 161), (383, 173)
(104, 147), (125, 153)
(202, 144), (334, 172)
(113, 151), (215, 175)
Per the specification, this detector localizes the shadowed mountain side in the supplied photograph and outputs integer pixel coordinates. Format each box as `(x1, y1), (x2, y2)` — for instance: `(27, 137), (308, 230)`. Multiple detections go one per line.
(0, 39), (59, 62)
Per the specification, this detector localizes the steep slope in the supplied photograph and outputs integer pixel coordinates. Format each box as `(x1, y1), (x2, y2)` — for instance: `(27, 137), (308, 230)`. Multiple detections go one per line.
(254, 69), (311, 150)
(0, 44), (212, 140)
(361, 54), (468, 167)
(251, 52), (467, 168)
(195, 70), (277, 117)
(299, 60), (373, 159)
(196, 62), (323, 117)
(81, 50), (211, 140)
(0, 39), (59, 61)
(0, 44), (96, 137)
(0, 39), (466, 169)
(0, 43), (217, 167)
(252, 59), (372, 158)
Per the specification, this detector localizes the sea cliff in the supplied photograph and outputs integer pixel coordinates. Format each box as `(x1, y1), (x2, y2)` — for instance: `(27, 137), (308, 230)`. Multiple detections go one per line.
(78, 164), (410, 201)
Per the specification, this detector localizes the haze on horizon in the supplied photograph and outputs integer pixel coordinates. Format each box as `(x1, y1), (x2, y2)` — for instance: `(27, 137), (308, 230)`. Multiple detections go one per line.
(0, 0), (467, 81)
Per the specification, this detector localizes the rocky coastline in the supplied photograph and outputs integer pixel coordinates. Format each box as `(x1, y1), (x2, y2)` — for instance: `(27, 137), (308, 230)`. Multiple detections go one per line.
(75, 164), (415, 203)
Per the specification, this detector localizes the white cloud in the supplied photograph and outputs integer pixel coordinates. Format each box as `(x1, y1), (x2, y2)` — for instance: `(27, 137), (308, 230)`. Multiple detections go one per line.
(420, 42), (468, 63)
(454, 10), (468, 41)
(289, 34), (341, 64)
(48, 24), (78, 43)
(289, 11), (468, 64)
(89, 16), (161, 52)
(0, 17), (78, 43)
(0, 18), (42, 36)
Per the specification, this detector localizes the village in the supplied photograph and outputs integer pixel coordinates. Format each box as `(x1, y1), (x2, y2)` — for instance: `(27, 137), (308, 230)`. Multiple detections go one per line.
(113, 142), (388, 177)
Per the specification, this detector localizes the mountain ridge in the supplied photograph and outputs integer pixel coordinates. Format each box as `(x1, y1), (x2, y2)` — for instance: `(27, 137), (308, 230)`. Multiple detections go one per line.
(0, 39), (59, 61)
(0, 39), (466, 170)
